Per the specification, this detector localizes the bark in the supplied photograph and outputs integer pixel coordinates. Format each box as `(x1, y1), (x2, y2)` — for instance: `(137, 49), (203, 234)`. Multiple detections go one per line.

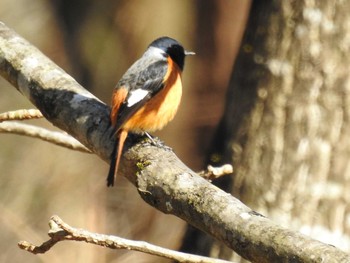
(232, 0), (350, 246)
(205, 0), (350, 261)
(1, 22), (349, 262)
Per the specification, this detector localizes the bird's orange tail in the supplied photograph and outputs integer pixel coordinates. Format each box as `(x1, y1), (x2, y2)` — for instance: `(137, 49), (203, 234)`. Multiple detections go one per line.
(107, 129), (128, 187)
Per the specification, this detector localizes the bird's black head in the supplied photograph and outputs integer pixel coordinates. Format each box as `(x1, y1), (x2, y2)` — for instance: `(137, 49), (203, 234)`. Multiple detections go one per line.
(149, 36), (194, 71)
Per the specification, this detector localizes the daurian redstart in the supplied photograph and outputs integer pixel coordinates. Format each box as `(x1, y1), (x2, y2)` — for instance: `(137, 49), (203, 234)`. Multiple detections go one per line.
(107, 36), (194, 186)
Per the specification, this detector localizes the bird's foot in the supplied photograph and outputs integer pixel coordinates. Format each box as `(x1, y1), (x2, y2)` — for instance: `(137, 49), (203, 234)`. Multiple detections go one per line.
(144, 132), (172, 151)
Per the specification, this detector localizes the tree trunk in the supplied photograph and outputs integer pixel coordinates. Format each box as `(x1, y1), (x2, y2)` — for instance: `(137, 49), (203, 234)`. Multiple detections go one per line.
(234, 0), (350, 247)
(186, 0), (350, 261)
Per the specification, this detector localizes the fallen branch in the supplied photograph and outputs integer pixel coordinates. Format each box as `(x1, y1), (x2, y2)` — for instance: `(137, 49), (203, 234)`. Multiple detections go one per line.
(1, 22), (350, 263)
(18, 215), (232, 263)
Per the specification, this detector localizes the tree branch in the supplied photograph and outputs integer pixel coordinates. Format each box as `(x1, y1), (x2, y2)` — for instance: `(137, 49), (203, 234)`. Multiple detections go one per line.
(199, 164), (233, 181)
(0, 109), (43, 121)
(0, 121), (91, 153)
(18, 215), (232, 263)
(1, 22), (349, 262)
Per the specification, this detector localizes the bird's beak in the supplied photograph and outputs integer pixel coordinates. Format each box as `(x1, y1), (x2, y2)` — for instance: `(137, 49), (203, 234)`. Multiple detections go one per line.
(185, 50), (195, 56)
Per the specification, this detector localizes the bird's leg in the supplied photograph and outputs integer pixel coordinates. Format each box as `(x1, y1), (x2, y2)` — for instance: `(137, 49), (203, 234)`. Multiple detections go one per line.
(144, 132), (172, 151)
(145, 132), (158, 145)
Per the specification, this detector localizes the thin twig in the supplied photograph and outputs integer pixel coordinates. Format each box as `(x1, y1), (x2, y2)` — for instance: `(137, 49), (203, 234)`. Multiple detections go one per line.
(0, 121), (91, 153)
(18, 215), (233, 263)
(0, 109), (43, 122)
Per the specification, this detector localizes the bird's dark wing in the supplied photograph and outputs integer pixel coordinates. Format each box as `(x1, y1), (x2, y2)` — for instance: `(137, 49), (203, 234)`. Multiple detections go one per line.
(113, 60), (168, 132)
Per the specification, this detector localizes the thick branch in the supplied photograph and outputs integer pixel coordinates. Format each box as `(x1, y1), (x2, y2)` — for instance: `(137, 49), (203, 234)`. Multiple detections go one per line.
(18, 215), (231, 263)
(1, 22), (349, 262)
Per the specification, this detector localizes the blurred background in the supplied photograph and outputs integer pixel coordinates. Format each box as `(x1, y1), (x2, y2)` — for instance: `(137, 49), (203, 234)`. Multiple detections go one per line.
(0, 1), (250, 262)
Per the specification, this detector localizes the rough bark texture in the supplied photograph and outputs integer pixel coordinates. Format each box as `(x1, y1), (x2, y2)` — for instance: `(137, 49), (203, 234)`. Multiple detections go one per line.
(210, 1), (350, 261)
(122, 143), (350, 263)
(234, 0), (350, 245)
(1, 22), (350, 262)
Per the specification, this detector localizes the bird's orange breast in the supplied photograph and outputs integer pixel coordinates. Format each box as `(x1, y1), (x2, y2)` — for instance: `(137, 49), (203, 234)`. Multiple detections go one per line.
(122, 57), (182, 132)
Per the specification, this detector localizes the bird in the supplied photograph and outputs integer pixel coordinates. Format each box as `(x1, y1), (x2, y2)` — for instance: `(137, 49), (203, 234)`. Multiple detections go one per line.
(107, 36), (194, 186)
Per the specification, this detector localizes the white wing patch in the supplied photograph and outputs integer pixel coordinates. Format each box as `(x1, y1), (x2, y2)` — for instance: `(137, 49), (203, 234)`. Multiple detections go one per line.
(127, 89), (149, 107)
